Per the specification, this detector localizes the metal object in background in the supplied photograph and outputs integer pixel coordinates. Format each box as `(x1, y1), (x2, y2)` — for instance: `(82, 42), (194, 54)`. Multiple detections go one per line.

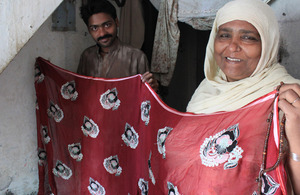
(52, 0), (76, 31)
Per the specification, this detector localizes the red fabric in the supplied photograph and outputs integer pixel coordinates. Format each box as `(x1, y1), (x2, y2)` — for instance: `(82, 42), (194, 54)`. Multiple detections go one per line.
(35, 57), (287, 195)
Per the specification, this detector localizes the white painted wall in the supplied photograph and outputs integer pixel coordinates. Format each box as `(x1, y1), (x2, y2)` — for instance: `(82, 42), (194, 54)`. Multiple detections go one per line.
(272, 0), (300, 78)
(0, 0), (299, 194)
(0, 0), (64, 74)
(0, 1), (94, 194)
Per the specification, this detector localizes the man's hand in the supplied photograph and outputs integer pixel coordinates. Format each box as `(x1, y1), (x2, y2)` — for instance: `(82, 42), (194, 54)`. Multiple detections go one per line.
(141, 72), (159, 92)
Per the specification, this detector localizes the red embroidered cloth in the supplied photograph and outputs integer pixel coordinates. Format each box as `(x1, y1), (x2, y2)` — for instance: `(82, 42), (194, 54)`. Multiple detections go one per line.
(35, 57), (287, 195)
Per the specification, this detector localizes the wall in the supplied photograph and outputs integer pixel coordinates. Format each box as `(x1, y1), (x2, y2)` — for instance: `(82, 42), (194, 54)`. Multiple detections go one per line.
(0, 0), (63, 74)
(0, 1), (94, 194)
(271, 0), (300, 77)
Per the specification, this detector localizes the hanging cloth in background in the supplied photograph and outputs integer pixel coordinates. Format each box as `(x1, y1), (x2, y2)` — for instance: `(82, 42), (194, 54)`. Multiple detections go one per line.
(119, 0), (145, 49)
(177, 0), (231, 29)
(149, 0), (227, 86)
(150, 0), (180, 87)
(35, 57), (287, 194)
(149, 0), (271, 30)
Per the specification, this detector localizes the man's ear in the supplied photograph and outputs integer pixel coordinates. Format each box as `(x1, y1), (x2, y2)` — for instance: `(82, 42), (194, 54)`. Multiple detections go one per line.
(115, 18), (119, 27)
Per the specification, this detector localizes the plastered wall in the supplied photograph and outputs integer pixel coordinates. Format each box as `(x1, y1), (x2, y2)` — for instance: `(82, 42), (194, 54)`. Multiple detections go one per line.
(272, 0), (300, 77)
(0, 0), (299, 194)
(0, 1), (94, 194)
(0, 0), (64, 74)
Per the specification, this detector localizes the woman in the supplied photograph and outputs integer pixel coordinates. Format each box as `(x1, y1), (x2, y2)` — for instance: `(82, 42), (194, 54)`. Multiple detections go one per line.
(186, 0), (300, 193)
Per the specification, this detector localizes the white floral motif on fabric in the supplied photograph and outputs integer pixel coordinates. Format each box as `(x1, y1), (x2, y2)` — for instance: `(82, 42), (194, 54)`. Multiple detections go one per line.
(68, 143), (83, 161)
(138, 178), (149, 195)
(47, 101), (64, 122)
(122, 123), (139, 149)
(167, 181), (181, 195)
(157, 127), (173, 159)
(148, 152), (156, 185)
(41, 125), (50, 144)
(141, 101), (151, 125)
(81, 116), (100, 138)
(103, 155), (122, 176)
(38, 148), (46, 166)
(261, 173), (280, 195)
(52, 160), (72, 180)
(100, 88), (120, 110)
(34, 64), (44, 83)
(61, 80), (78, 101)
(35, 97), (39, 110)
(88, 177), (106, 195)
(200, 124), (243, 169)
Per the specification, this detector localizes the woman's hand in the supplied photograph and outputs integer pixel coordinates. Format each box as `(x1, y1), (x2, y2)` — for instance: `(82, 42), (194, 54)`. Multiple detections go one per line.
(278, 83), (300, 194)
(278, 83), (300, 152)
(141, 72), (159, 93)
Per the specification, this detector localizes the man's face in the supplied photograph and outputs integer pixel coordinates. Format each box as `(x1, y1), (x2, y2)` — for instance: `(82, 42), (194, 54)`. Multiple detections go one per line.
(88, 12), (118, 51)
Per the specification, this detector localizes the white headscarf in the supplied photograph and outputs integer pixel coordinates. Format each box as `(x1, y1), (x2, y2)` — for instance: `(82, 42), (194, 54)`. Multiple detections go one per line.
(186, 0), (299, 114)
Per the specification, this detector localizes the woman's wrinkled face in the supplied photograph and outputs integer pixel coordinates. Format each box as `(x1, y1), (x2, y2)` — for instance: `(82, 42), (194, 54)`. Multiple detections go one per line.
(214, 20), (262, 82)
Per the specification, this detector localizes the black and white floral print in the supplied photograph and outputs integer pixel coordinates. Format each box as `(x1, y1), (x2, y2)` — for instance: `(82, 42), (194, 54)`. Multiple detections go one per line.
(200, 124), (243, 170)
(81, 116), (100, 138)
(141, 101), (151, 125)
(52, 160), (72, 180)
(157, 127), (173, 159)
(47, 101), (64, 122)
(100, 88), (120, 110)
(61, 80), (78, 101)
(103, 155), (122, 176)
(122, 123), (139, 149)
(138, 178), (149, 195)
(167, 182), (180, 195)
(68, 143), (83, 161)
(88, 177), (106, 195)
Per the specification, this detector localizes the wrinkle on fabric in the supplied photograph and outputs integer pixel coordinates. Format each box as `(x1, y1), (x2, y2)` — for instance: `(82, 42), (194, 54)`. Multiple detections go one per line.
(35, 57), (286, 194)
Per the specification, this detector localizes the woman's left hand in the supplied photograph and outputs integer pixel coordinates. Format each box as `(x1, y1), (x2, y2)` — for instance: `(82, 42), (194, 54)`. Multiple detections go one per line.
(278, 83), (300, 153)
(278, 83), (300, 194)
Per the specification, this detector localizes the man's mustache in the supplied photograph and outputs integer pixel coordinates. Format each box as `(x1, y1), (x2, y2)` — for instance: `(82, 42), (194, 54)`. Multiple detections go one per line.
(97, 34), (113, 41)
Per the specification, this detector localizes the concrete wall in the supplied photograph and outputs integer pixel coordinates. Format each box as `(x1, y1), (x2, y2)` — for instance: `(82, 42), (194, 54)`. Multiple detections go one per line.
(0, 0), (299, 194)
(0, 0), (63, 74)
(0, 1), (94, 194)
(272, 0), (300, 77)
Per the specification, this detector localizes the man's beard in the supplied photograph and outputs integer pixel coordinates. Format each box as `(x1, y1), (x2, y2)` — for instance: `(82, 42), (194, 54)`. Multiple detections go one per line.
(96, 34), (115, 48)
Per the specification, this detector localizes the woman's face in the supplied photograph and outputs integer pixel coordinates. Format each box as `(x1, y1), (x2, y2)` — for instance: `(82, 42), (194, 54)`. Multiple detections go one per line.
(214, 20), (262, 82)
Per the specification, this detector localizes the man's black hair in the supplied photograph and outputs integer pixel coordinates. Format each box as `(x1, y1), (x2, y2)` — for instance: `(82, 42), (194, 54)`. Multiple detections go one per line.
(80, 0), (117, 26)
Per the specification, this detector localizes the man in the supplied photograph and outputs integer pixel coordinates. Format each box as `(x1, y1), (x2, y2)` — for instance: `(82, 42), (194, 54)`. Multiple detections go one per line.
(77, 0), (158, 91)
